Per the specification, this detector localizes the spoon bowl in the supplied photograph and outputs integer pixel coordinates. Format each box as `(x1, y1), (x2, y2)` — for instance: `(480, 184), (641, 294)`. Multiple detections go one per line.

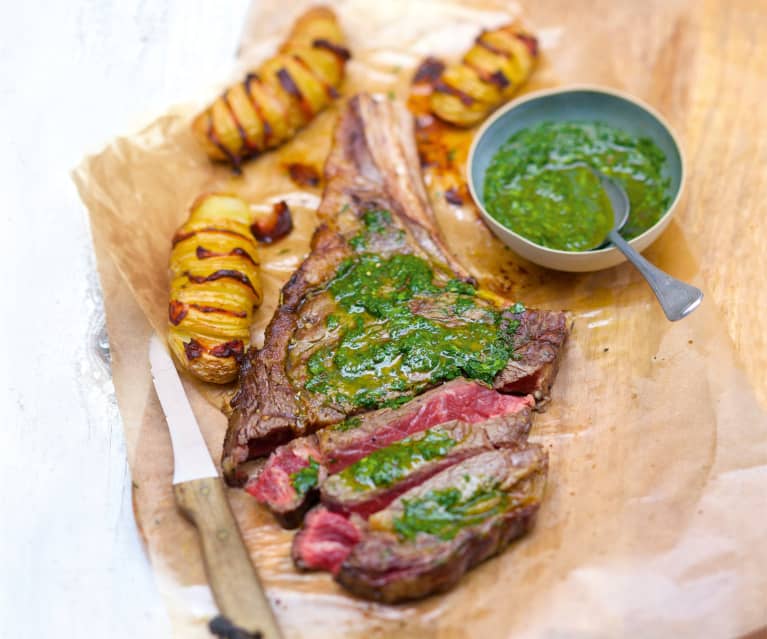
(590, 167), (703, 321)
(594, 170), (630, 240)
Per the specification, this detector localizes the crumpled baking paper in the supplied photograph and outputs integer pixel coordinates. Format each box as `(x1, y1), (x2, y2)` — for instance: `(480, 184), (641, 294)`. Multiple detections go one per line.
(73, 1), (767, 636)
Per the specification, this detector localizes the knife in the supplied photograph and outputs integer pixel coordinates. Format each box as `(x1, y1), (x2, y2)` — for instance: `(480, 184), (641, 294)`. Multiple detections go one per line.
(149, 334), (283, 639)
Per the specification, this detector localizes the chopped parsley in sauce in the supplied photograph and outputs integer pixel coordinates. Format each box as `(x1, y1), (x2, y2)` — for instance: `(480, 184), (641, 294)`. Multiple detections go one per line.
(290, 458), (320, 495)
(483, 121), (671, 251)
(293, 208), (525, 410)
(393, 482), (509, 541)
(303, 251), (520, 409)
(330, 416), (362, 432)
(334, 430), (458, 491)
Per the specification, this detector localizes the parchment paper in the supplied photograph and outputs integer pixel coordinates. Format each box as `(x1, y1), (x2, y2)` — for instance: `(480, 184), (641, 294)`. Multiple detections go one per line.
(73, 1), (767, 637)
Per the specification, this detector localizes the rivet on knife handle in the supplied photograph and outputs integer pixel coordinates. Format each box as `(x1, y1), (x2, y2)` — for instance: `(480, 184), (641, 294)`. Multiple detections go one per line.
(174, 477), (283, 639)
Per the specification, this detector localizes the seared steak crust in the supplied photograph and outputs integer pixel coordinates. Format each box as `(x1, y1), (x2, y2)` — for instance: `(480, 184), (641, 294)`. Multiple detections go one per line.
(337, 504), (540, 603)
(494, 307), (569, 401)
(224, 227), (350, 482)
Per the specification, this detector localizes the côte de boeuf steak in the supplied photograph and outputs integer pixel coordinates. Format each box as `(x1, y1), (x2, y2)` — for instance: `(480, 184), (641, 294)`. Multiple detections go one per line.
(223, 93), (568, 488)
(294, 445), (548, 603)
(246, 379), (533, 527)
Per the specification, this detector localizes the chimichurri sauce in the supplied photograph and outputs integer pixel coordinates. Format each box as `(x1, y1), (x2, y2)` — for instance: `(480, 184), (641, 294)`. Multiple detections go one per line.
(290, 457), (320, 496)
(483, 121), (670, 250)
(304, 252), (520, 409)
(335, 430), (458, 491)
(300, 209), (524, 411)
(393, 481), (509, 541)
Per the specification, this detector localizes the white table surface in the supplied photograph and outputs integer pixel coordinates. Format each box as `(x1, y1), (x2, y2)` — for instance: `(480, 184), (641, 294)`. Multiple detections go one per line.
(0, 1), (250, 635)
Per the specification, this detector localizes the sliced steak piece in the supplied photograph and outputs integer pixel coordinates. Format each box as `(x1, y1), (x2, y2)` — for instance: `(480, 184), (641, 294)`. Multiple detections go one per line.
(223, 92), (568, 485)
(321, 410), (532, 517)
(244, 435), (325, 528)
(291, 506), (362, 573)
(317, 379), (533, 474)
(335, 445), (548, 603)
(250, 380), (533, 526)
(494, 307), (569, 402)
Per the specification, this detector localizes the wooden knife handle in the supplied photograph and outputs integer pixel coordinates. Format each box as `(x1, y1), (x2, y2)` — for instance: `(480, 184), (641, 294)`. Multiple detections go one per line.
(174, 477), (283, 639)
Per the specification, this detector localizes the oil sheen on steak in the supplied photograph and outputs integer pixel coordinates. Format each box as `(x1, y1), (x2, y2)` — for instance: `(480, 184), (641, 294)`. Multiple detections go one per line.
(223, 93), (568, 485)
(247, 380), (532, 526)
(335, 446), (548, 603)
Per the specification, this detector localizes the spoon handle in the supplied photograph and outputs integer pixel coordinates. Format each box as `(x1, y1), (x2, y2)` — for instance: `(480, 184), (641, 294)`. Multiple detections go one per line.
(608, 230), (703, 321)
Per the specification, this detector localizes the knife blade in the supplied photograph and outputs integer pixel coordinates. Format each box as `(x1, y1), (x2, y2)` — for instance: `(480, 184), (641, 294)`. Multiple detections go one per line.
(148, 334), (283, 639)
(149, 335), (218, 484)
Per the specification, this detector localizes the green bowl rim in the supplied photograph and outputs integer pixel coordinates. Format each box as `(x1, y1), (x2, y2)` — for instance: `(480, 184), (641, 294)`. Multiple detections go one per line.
(467, 84), (687, 257)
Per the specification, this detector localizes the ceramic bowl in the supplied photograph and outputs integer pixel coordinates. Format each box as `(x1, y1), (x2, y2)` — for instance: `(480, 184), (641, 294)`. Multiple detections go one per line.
(467, 86), (685, 272)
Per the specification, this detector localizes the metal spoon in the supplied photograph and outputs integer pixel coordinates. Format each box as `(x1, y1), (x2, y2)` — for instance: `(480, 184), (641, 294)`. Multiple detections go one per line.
(593, 169), (703, 321)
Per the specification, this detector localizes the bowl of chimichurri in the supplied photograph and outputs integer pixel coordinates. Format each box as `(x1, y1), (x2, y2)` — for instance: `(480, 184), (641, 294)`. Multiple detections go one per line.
(468, 87), (685, 272)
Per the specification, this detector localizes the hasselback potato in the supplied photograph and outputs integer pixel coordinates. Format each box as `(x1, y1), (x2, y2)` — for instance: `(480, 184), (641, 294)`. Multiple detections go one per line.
(168, 194), (263, 384)
(192, 6), (349, 168)
(430, 24), (538, 127)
